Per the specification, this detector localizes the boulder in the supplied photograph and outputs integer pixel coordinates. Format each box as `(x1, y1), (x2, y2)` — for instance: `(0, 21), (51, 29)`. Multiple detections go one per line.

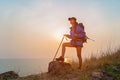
(90, 71), (115, 80)
(48, 61), (73, 75)
(0, 71), (19, 80)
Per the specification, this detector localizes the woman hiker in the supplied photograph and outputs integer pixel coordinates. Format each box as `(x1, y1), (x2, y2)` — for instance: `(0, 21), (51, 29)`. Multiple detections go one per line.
(56, 17), (86, 69)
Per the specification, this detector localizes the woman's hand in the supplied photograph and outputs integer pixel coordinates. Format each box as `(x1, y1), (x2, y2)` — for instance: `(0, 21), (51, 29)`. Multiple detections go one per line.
(64, 34), (69, 37)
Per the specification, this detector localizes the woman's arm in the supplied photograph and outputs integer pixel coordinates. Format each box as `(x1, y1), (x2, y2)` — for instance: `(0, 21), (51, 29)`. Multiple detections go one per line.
(64, 34), (72, 39)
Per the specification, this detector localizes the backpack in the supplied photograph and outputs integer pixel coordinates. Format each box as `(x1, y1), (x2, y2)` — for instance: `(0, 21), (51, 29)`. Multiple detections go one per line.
(75, 23), (87, 43)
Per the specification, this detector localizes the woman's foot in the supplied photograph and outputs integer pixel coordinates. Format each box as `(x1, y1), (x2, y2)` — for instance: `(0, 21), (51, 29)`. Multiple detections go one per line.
(56, 56), (64, 62)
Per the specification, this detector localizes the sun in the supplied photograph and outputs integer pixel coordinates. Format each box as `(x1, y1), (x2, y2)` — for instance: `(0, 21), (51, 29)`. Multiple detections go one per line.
(54, 28), (66, 41)
(64, 57), (73, 63)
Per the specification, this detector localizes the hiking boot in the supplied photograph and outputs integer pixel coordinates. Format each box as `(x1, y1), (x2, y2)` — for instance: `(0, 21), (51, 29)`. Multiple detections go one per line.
(56, 56), (64, 62)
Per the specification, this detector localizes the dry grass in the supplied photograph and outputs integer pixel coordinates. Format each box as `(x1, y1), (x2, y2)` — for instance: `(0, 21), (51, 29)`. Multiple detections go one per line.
(21, 48), (120, 80)
(82, 48), (120, 70)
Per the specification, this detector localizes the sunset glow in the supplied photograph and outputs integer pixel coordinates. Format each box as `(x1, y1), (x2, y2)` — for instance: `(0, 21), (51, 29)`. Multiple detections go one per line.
(0, 0), (120, 60)
(54, 28), (67, 41)
(64, 57), (73, 63)
(0, 0), (120, 78)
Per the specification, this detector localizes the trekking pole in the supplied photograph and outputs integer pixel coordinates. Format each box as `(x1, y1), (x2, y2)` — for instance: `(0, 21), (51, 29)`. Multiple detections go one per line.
(53, 36), (64, 61)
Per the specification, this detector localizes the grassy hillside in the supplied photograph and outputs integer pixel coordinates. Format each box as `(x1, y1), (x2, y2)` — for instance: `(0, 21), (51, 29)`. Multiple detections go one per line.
(20, 48), (120, 80)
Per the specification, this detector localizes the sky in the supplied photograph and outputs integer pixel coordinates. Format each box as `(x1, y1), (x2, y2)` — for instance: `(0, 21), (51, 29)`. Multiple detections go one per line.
(0, 0), (120, 60)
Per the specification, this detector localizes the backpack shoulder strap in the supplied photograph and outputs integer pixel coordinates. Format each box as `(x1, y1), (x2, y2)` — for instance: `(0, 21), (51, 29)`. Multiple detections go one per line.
(74, 23), (84, 34)
(79, 23), (84, 30)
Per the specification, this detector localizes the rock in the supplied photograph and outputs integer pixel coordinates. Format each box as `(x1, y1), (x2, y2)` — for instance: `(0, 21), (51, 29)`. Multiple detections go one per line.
(48, 61), (73, 75)
(0, 71), (19, 80)
(90, 71), (115, 80)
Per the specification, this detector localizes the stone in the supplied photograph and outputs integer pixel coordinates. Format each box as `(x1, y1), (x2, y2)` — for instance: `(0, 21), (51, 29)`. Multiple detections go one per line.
(0, 71), (19, 80)
(90, 71), (115, 80)
(48, 61), (73, 75)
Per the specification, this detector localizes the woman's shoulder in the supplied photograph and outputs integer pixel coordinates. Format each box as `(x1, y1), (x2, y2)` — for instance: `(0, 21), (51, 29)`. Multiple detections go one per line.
(76, 24), (84, 32)
(76, 24), (82, 29)
(78, 23), (84, 30)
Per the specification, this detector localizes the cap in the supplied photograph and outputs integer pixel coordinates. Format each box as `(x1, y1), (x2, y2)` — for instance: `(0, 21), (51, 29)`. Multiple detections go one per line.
(68, 17), (76, 21)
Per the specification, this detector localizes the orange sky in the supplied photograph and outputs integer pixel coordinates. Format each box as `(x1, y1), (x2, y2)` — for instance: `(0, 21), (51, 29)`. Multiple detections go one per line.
(0, 0), (120, 61)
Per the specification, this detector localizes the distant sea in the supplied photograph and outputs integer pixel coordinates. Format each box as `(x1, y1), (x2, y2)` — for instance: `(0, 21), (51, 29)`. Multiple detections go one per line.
(0, 59), (50, 77)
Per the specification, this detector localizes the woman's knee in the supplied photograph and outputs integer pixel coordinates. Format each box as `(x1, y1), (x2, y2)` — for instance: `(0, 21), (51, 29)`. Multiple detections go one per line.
(62, 43), (67, 48)
(62, 43), (65, 47)
(62, 42), (70, 47)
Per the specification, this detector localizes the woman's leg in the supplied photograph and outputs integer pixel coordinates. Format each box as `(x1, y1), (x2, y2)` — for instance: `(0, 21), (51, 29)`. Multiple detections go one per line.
(61, 42), (73, 57)
(76, 47), (82, 69)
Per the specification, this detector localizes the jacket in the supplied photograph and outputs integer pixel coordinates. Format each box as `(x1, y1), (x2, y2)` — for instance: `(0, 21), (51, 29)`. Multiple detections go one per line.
(68, 24), (86, 47)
